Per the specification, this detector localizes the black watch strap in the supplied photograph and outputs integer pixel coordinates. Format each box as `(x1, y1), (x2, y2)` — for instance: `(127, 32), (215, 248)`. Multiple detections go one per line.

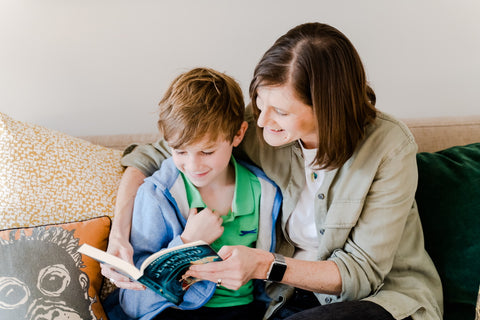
(266, 253), (287, 282)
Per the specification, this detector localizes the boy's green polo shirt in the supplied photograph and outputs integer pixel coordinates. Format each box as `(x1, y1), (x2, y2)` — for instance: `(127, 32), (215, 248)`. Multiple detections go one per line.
(180, 156), (261, 307)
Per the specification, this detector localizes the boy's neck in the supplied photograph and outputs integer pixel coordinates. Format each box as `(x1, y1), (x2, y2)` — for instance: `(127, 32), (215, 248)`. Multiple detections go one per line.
(198, 163), (235, 216)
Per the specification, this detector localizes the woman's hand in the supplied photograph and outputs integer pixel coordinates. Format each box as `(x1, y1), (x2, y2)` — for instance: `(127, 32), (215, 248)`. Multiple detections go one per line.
(181, 207), (224, 244)
(184, 245), (273, 290)
(185, 245), (343, 294)
(100, 234), (145, 290)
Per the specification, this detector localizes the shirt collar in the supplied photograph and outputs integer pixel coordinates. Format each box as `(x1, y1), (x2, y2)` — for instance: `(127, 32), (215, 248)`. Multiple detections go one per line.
(181, 156), (255, 223)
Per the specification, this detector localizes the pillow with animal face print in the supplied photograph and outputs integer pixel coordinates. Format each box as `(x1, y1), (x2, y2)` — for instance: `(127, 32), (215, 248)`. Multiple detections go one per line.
(0, 216), (111, 320)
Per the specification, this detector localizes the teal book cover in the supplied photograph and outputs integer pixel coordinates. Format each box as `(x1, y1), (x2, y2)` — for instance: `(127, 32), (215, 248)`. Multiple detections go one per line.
(78, 240), (221, 304)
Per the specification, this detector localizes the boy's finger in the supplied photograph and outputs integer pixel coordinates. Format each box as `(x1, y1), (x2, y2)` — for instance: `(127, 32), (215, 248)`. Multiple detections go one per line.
(189, 207), (202, 215)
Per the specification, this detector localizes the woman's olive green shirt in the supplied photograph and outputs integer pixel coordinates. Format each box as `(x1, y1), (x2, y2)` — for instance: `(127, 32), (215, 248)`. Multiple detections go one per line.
(121, 109), (442, 320)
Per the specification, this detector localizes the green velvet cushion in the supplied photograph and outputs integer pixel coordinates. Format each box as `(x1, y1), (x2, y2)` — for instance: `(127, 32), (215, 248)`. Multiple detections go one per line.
(416, 143), (480, 319)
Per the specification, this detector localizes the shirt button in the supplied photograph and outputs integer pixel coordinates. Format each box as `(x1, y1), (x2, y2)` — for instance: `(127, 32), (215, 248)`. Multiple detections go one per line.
(319, 228), (325, 235)
(325, 296), (332, 304)
(317, 193), (325, 200)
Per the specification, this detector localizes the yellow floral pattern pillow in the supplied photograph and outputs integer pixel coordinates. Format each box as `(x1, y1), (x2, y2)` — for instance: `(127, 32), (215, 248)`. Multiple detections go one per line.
(0, 112), (124, 229)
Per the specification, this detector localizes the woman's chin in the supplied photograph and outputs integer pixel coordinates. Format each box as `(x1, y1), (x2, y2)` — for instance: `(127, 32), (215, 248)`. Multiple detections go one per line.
(263, 130), (292, 147)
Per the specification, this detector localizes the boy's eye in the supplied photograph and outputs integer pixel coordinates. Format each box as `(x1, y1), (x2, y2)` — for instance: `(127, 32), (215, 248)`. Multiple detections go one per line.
(173, 150), (186, 155)
(201, 151), (214, 155)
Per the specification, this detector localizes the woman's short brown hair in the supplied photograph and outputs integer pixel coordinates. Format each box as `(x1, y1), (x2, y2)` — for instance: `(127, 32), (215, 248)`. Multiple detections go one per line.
(158, 67), (244, 149)
(250, 22), (377, 169)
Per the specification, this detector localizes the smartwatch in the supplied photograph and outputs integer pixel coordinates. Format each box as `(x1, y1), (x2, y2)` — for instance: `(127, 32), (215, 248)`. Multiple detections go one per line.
(266, 253), (287, 282)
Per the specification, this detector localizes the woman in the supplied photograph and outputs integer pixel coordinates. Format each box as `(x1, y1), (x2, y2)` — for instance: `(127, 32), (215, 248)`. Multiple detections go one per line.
(103, 22), (442, 319)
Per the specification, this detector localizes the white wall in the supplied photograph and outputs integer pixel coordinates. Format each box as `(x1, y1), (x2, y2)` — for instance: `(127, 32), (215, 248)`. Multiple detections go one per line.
(1, 0), (479, 136)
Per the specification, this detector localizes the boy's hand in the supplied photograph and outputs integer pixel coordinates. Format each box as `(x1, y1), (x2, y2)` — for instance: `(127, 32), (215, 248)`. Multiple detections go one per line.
(181, 207), (224, 244)
(100, 236), (145, 290)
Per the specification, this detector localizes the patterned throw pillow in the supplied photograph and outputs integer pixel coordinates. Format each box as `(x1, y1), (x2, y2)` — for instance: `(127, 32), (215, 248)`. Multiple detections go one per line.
(0, 112), (124, 228)
(0, 216), (111, 319)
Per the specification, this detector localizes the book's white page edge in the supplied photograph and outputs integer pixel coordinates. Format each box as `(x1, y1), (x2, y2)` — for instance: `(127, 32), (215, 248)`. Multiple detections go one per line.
(140, 240), (208, 271)
(78, 244), (142, 280)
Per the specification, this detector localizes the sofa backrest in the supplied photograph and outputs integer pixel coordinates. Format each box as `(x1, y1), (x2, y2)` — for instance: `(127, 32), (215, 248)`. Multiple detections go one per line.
(403, 115), (480, 153)
(81, 115), (480, 153)
(80, 132), (160, 151)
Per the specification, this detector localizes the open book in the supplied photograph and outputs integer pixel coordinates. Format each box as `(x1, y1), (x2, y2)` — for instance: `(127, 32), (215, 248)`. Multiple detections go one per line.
(78, 240), (221, 304)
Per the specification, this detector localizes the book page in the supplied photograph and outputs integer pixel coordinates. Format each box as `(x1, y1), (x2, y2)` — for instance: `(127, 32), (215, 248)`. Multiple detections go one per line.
(78, 244), (143, 280)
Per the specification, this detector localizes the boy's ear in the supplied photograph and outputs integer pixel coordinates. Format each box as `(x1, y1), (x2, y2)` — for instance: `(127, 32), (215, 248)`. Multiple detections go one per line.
(232, 121), (248, 147)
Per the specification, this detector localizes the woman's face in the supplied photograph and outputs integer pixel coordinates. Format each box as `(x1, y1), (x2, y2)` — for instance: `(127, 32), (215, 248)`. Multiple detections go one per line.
(256, 84), (318, 149)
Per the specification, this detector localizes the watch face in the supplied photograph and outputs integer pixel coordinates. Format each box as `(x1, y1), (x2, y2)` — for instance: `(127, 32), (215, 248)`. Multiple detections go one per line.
(268, 258), (287, 282)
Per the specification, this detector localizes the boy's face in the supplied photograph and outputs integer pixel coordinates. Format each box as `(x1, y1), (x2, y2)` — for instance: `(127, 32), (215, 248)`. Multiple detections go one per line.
(170, 124), (246, 188)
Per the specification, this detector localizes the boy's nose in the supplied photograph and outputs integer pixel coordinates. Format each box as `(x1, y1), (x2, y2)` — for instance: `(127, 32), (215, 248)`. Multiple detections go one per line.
(185, 156), (203, 172)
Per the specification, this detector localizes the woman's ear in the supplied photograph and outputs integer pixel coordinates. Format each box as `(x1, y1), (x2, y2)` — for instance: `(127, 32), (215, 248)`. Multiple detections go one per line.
(232, 121), (248, 147)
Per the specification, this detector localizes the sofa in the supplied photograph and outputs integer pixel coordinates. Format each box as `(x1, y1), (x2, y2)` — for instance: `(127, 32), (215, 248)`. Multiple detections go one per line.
(1, 111), (479, 320)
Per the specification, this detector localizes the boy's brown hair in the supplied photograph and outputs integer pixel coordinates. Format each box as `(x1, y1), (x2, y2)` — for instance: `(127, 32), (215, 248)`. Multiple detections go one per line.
(158, 67), (245, 149)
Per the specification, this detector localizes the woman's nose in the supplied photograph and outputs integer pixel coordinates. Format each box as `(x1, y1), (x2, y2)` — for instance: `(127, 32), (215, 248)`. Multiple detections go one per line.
(257, 108), (269, 128)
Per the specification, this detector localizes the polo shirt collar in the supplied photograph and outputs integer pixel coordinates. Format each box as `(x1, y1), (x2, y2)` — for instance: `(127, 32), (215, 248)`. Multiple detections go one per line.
(181, 156), (254, 223)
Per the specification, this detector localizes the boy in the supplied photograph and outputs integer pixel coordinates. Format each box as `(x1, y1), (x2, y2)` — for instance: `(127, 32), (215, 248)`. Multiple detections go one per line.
(109, 68), (282, 320)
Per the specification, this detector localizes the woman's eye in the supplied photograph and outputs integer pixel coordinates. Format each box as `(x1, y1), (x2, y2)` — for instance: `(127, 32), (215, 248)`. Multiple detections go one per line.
(274, 108), (288, 116)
